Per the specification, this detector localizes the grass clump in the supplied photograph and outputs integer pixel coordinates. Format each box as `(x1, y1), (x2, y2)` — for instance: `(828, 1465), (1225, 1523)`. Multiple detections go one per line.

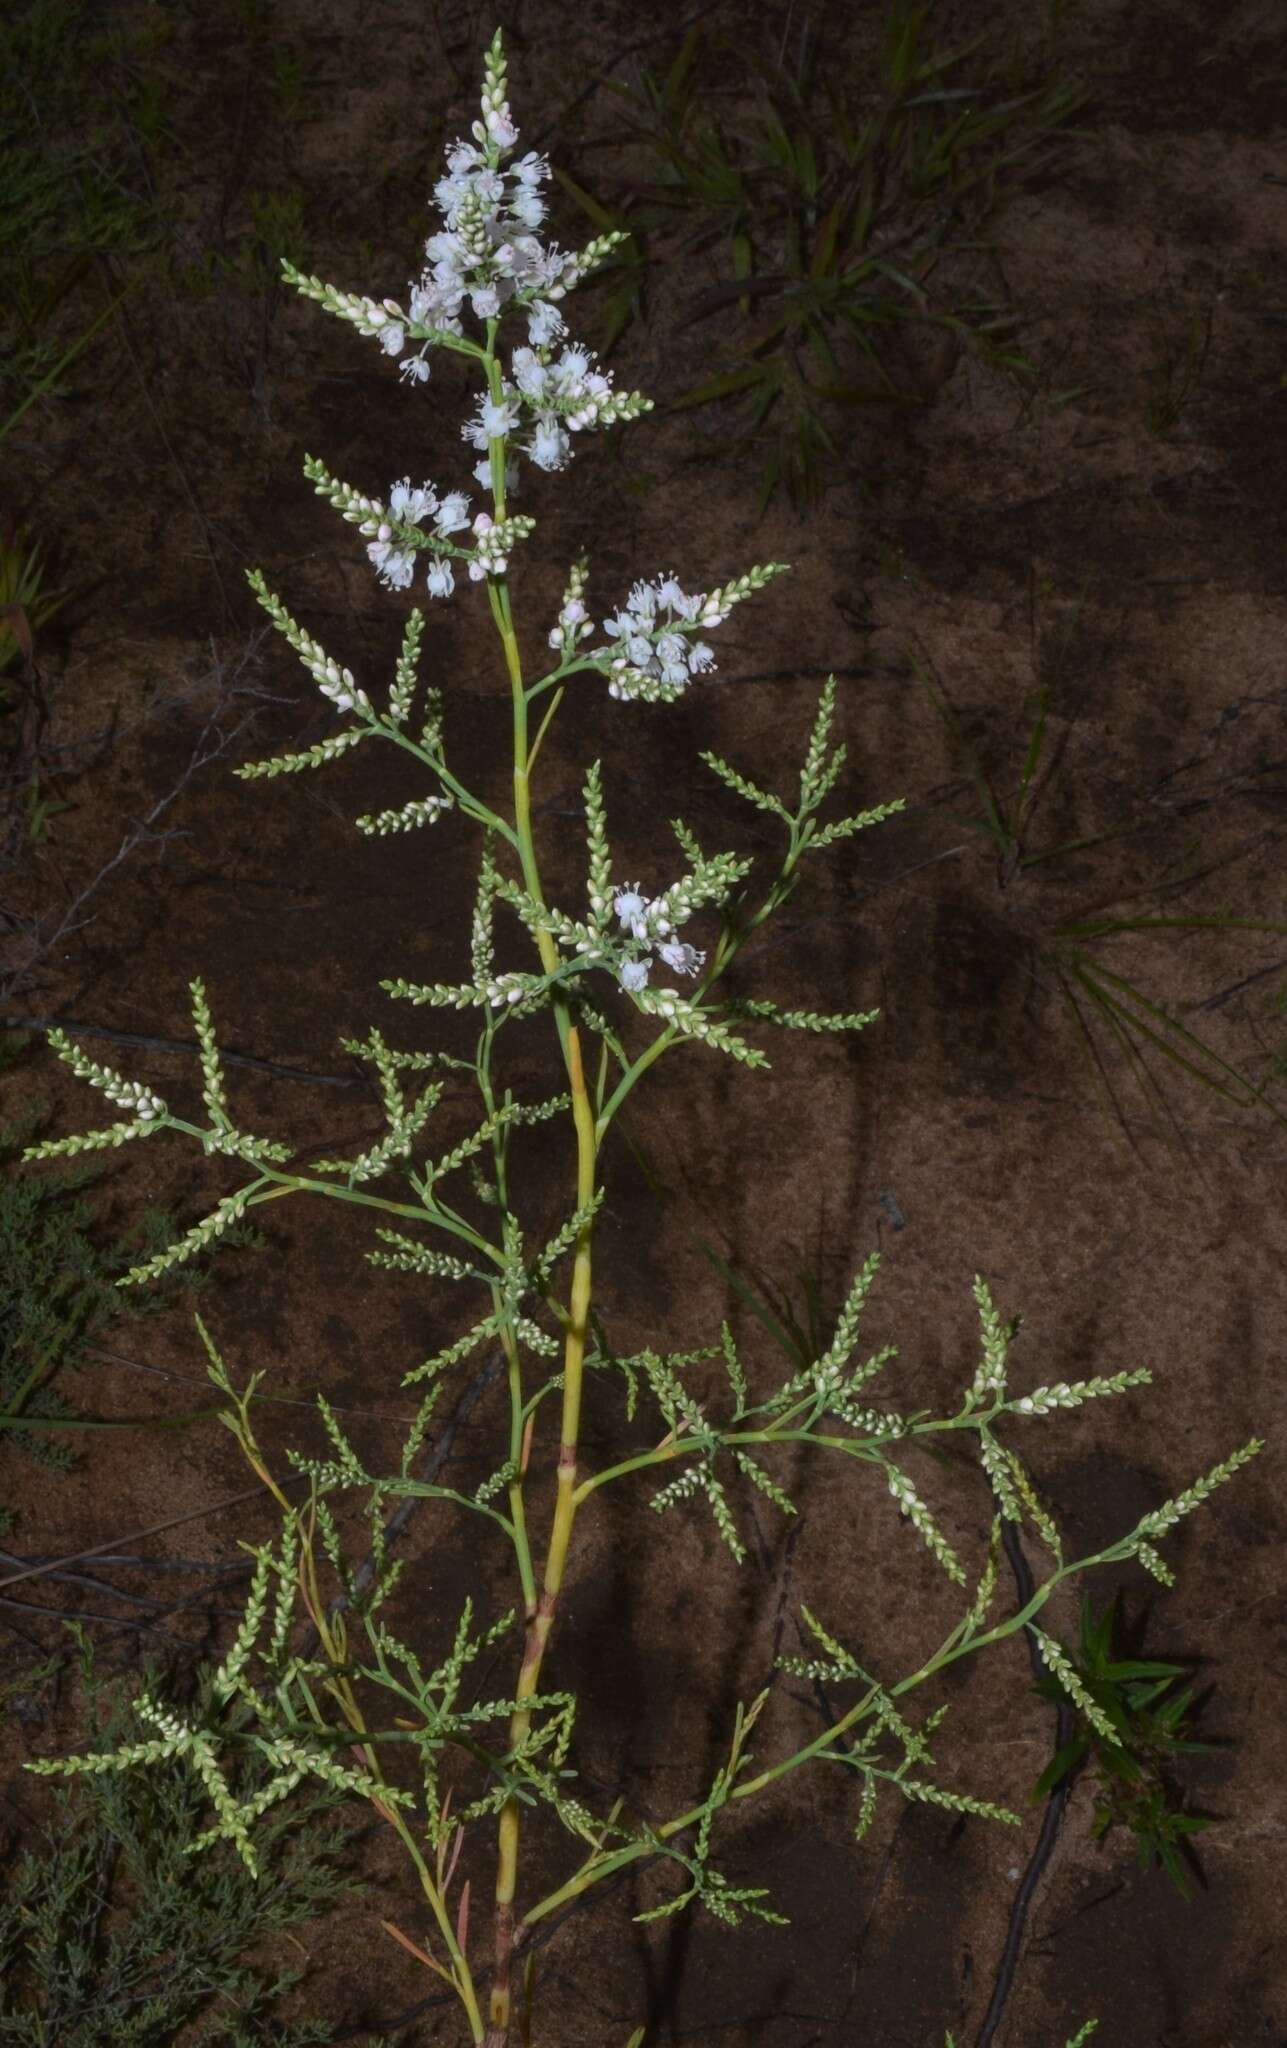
(1, 1631), (358, 2044)
(1, 1033), (261, 1495)
(565, 1), (1084, 504)
(1033, 1595), (1220, 1897)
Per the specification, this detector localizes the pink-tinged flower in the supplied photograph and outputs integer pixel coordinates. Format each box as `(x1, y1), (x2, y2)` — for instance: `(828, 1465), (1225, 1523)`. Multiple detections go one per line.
(658, 940), (704, 977)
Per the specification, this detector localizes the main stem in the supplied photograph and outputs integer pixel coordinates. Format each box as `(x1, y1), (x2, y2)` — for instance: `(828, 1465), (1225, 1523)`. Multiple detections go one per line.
(482, 464), (598, 2038)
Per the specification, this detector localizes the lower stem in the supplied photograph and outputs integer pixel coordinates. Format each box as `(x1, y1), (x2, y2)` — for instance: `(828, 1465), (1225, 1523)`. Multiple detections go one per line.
(488, 1027), (597, 2043)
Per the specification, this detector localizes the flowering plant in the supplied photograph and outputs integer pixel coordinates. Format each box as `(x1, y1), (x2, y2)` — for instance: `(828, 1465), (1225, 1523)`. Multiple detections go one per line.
(23, 32), (1259, 2046)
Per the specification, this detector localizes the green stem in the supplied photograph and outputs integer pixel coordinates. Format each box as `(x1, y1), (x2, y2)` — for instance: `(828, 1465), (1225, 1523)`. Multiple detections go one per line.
(520, 1536), (1130, 1936)
(498, 1309), (538, 1615)
(594, 862), (802, 1139)
(161, 1122), (508, 1267)
(572, 1404), (1006, 1505)
(376, 717), (518, 848)
(476, 347), (602, 2043)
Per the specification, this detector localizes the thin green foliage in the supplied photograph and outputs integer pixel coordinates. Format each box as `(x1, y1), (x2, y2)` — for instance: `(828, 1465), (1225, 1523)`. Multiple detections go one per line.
(910, 582), (1287, 1155)
(1033, 1596), (1221, 1896)
(0, 520), (67, 682)
(0, 1035), (262, 1481)
(1145, 294), (1215, 437)
(1, 1630), (356, 2044)
(0, 0), (160, 443)
(565, 4), (1085, 502)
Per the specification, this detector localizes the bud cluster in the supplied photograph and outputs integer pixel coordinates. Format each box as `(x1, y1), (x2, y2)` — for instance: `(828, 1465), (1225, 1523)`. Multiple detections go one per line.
(45, 1030), (167, 1121)
(549, 558), (594, 659)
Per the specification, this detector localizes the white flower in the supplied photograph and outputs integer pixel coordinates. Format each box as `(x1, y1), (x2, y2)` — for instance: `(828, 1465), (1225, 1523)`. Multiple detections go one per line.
(529, 419), (570, 471)
(375, 548), (415, 590)
(613, 885), (646, 928)
(482, 397), (519, 436)
(434, 175), (469, 218)
(510, 150), (548, 187)
(367, 527), (416, 588)
(399, 353), (431, 385)
(511, 347), (547, 396)
(619, 959), (651, 993)
(658, 940), (704, 977)
(426, 558), (455, 599)
(389, 478), (437, 523)
(509, 188), (545, 229)
(556, 343), (591, 385)
(528, 299), (564, 346)
(410, 278), (456, 324)
(470, 283), (502, 320)
(435, 492), (472, 533)
(425, 230), (465, 272)
(686, 641), (715, 673)
(379, 322), (405, 356)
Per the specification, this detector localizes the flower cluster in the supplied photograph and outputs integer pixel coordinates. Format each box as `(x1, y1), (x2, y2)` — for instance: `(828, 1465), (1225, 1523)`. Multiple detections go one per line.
(365, 476), (473, 591)
(284, 29), (651, 632)
(596, 577), (717, 703)
(460, 335), (640, 482)
(399, 144), (563, 372)
(387, 31), (565, 358)
(377, 36), (648, 479)
(593, 563), (791, 703)
(611, 882), (707, 992)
